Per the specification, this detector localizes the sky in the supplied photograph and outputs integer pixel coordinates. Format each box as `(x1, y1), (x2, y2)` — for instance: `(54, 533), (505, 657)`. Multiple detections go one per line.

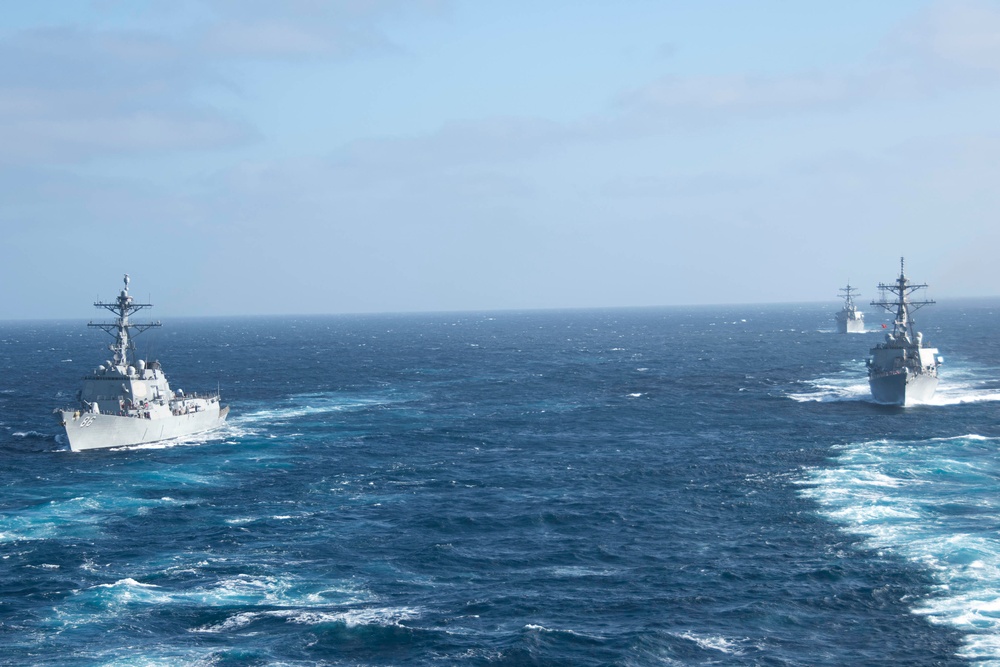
(2, 0), (1000, 319)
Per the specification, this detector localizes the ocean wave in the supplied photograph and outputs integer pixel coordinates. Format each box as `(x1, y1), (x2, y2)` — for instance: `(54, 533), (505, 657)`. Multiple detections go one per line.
(191, 605), (421, 633)
(11, 430), (54, 439)
(524, 623), (605, 640)
(87, 578), (175, 607)
(39, 571), (378, 635)
(0, 494), (181, 544)
(91, 648), (220, 667)
(96, 577), (161, 590)
(673, 631), (748, 655)
(545, 566), (620, 578)
(84, 572), (370, 613)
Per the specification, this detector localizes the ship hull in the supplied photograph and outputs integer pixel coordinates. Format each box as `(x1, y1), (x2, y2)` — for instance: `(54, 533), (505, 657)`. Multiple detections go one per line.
(868, 371), (938, 406)
(835, 312), (865, 334)
(836, 318), (865, 334)
(59, 405), (229, 452)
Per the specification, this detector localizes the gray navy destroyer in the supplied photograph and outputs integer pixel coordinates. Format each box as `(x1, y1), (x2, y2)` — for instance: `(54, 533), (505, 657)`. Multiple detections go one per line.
(835, 283), (865, 333)
(866, 258), (942, 406)
(55, 274), (228, 451)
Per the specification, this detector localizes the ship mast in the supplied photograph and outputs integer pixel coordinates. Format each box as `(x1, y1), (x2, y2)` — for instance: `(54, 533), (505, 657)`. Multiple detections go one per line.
(870, 257), (934, 344)
(88, 274), (161, 369)
(838, 282), (860, 309)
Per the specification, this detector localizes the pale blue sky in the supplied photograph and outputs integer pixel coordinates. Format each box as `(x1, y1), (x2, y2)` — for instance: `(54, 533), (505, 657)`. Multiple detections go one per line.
(3, 0), (999, 318)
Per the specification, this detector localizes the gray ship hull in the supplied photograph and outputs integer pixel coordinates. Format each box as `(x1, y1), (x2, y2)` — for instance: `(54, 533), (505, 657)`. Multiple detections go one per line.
(868, 371), (938, 406)
(59, 405), (229, 452)
(865, 259), (940, 406)
(836, 317), (865, 334)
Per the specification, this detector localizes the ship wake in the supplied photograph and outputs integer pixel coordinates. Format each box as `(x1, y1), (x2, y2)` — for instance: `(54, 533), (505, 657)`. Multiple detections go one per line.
(787, 362), (870, 403)
(234, 392), (399, 426)
(800, 435), (1000, 664)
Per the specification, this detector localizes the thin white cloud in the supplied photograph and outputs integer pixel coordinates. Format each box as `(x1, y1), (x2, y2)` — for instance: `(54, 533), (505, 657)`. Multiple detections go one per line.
(1, 113), (251, 164)
(0, 1), (452, 164)
(617, 1), (1000, 123)
(201, 18), (394, 59)
(0, 27), (253, 164)
(893, 0), (1000, 72)
(200, 0), (447, 59)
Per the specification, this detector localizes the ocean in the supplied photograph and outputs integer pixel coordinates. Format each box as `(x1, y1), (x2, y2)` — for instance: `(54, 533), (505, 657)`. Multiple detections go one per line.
(2, 301), (1000, 666)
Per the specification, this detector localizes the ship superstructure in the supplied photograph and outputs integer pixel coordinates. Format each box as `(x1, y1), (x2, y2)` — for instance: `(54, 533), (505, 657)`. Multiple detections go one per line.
(55, 274), (228, 451)
(866, 258), (941, 406)
(835, 283), (865, 333)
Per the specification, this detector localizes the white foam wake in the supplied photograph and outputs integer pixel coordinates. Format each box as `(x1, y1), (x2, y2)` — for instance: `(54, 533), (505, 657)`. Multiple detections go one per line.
(235, 392), (393, 425)
(801, 435), (1000, 663)
(920, 363), (1000, 406)
(672, 631), (755, 655)
(787, 361), (870, 403)
(191, 605), (421, 633)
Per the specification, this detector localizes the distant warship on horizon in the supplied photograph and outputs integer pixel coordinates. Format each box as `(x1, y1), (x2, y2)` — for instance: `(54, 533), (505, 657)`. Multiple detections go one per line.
(55, 274), (229, 451)
(866, 258), (942, 406)
(835, 283), (865, 334)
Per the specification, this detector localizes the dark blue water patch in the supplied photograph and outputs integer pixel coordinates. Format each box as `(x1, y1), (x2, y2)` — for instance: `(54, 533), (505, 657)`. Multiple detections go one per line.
(4, 303), (998, 665)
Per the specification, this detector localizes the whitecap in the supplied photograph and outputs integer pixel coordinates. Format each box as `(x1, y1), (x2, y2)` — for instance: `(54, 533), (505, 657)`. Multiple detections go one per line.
(547, 565), (617, 578)
(192, 605), (420, 633)
(95, 577), (160, 590)
(674, 631), (746, 655)
(524, 623), (603, 639)
(12, 430), (51, 439)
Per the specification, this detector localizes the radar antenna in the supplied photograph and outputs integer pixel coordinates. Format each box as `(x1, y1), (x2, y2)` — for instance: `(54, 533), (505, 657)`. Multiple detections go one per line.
(88, 273), (161, 369)
(838, 282), (860, 308)
(870, 257), (934, 343)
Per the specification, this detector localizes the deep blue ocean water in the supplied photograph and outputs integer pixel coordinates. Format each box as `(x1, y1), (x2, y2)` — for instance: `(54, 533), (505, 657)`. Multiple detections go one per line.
(3, 302), (1000, 666)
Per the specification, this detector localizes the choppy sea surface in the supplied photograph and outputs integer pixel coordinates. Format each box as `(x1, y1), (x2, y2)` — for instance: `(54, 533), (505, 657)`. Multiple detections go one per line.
(3, 301), (1000, 666)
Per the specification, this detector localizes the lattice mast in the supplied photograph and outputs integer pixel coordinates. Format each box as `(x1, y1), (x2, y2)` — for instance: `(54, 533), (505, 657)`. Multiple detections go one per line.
(838, 283), (860, 308)
(88, 274), (161, 368)
(870, 257), (934, 343)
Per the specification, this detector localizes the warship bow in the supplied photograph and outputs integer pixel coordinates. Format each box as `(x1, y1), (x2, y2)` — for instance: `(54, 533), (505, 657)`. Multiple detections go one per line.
(835, 283), (865, 333)
(55, 274), (229, 451)
(866, 258), (941, 406)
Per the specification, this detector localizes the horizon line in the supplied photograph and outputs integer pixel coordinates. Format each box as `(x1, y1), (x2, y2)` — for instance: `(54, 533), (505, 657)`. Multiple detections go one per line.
(3, 294), (999, 325)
